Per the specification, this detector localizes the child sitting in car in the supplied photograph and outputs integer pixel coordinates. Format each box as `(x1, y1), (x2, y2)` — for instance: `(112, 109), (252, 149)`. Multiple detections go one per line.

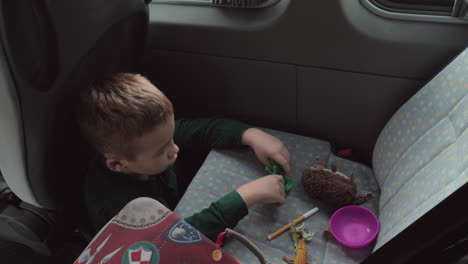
(76, 72), (291, 240)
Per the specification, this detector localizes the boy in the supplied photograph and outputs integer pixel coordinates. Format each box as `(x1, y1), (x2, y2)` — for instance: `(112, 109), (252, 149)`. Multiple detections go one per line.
(77, 73), (291, 241)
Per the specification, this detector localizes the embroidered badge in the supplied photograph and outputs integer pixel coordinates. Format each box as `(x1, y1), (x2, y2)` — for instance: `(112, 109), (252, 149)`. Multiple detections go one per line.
(167, 220), (203, 244)
(122, 241), (159, 264)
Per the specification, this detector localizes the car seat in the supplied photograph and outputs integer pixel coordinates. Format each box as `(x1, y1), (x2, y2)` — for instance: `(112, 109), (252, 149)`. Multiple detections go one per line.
(0, 0), (150, 255)
(174, 47), (468, 263)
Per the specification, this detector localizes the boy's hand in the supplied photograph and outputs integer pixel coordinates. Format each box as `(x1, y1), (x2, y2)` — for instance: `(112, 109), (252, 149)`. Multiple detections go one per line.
(241, 128), (291, 176)
(236, 175), (286, 208)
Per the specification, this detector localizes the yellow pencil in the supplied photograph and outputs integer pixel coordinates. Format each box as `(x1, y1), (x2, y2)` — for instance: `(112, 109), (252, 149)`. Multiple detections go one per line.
(266, 207), (319, 241)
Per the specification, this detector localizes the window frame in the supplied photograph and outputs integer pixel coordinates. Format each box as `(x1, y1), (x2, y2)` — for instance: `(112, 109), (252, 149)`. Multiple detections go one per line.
(150, 0), (280, 9)
(361, 0), (468, 24)
(372, 0), (454, 14)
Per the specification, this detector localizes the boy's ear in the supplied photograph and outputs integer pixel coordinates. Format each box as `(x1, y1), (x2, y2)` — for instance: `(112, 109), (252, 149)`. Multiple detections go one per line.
(104, 153), (126, 172)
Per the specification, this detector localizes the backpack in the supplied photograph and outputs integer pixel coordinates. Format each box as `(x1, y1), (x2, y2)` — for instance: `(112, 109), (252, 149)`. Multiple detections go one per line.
(74, 197), (269, 264)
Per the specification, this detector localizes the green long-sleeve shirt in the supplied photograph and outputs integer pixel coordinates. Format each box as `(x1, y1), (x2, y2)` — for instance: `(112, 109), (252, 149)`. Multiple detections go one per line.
(84, 118), (251, 241)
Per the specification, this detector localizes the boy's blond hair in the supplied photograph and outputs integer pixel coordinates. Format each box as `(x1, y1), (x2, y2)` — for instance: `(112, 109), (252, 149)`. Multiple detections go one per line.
(77, 73), (173, 159)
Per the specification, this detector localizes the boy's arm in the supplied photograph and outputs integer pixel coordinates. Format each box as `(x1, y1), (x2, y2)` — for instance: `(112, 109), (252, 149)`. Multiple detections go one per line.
(174, 118), (251, 150)
(174, 119), (291, 175)
(183, 175), (285, 241)
(184, 191), (248, 241)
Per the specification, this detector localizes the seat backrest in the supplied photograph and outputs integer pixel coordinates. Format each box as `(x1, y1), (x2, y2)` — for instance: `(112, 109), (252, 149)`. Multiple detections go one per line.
(371, 47), (468, 253)
(0, 0), (149, 210)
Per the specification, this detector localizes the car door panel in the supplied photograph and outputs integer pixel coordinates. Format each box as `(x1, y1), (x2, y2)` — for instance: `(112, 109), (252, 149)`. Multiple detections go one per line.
(144, 50), (297, 132)
(144, 0), (468, 163)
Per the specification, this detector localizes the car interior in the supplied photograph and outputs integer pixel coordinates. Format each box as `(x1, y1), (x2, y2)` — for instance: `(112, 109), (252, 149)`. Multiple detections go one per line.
(0, 0), (467, 263)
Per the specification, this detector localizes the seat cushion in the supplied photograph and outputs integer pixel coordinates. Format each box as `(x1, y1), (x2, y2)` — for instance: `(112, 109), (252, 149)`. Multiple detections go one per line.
(372, 48), (468, 250)
(175, 129), (380, 264)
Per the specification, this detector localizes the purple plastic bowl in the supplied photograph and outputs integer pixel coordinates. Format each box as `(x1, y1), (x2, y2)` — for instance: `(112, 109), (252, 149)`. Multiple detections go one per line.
(329, 206), (379, 248)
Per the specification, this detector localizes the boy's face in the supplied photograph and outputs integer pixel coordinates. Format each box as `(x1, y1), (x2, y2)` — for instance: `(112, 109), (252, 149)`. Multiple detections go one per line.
(105, 116), (179, 177)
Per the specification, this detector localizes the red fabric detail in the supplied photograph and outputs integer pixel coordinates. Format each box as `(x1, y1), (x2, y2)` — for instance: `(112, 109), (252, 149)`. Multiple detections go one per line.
(337, 148), (352, 157)
(131, 251), (141, 261)
(6, 193), (15, 201)
(215, 232), (227, 247)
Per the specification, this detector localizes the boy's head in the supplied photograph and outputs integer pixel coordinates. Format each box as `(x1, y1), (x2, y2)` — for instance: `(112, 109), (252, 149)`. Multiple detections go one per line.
(77, 73), (179, 176)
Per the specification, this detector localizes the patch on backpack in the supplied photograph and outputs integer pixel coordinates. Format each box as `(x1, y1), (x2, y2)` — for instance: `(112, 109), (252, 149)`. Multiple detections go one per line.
(167, 220), (203, 244)
(122, 241), (160, 264)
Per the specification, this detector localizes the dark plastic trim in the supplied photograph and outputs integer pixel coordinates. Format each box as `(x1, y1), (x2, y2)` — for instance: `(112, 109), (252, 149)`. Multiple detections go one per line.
(372, 0), (453, 13)
(151, 0), (280, 8)
(361, 0), (468, 24)
(362, 183), (468, 264)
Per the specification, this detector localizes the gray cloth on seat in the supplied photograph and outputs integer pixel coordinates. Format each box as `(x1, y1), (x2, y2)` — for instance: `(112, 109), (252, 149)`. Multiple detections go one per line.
(175, 130), (380, 264)
(372, 48), (468, 250)
(175, 47), (468, 263)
